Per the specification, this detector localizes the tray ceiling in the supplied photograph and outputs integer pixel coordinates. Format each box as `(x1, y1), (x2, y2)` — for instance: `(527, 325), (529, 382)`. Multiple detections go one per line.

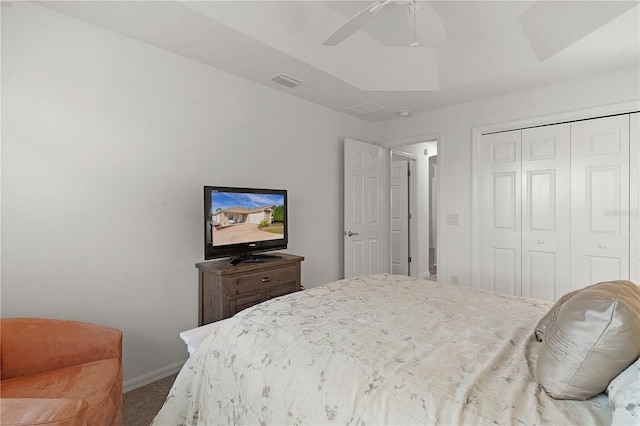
(37, 1), (640, 121)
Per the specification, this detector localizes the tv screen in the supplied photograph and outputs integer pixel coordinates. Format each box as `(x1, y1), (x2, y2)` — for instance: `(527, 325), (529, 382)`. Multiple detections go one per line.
(204, 186), (288, 264)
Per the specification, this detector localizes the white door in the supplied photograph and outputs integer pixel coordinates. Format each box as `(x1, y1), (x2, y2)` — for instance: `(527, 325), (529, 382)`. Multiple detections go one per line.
(521, 123), (571, 301)
(391, 160), (409, 275)
(481, 130), (522, 295)
(630, 113), (639, 283)
(430, 159), (438, 273)
(571, 115), (630, 288)
(344, 139), (387, 278)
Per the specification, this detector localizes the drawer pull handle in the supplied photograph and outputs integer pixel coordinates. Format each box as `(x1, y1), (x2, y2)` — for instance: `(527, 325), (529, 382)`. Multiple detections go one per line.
(261, 277), (272, 283)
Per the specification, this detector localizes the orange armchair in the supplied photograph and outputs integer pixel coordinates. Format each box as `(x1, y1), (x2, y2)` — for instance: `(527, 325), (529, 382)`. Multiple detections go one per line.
(0, 318), (123, 426)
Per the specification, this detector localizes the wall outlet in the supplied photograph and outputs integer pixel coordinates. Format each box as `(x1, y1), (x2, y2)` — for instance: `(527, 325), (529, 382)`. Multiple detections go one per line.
(451, 275), (460, 284)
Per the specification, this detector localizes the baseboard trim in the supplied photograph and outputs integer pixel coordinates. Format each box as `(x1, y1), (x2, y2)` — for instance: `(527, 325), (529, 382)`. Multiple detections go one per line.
(122, 359), (186, 393)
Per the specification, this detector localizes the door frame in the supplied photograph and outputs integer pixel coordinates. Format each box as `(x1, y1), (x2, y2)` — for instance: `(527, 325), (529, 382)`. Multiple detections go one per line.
(383, 133), (443, 280)
(471, 100), (640, 289)
(631, 113), (640, 283)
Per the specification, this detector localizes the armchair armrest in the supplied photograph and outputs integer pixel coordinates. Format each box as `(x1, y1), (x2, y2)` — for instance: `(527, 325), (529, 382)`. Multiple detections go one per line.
(0, 398), (88, 426)
(0, 318), (122, 380)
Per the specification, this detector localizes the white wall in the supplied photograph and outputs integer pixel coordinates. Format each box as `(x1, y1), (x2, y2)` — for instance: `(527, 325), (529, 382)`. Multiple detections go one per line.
(1, 3), (376, 385)
(377, 67), (640, 286)
(3, 1), (639, 389)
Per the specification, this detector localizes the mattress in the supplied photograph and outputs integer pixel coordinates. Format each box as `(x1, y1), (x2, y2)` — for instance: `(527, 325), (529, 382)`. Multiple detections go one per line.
(153, 274), (611, 425)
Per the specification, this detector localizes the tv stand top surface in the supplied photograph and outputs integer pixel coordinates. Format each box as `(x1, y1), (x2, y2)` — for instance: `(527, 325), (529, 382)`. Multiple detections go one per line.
(196, 253), (304, 274)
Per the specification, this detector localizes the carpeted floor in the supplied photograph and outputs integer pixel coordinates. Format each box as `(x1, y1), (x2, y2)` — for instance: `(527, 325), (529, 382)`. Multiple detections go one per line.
(123, 373), (177, 426)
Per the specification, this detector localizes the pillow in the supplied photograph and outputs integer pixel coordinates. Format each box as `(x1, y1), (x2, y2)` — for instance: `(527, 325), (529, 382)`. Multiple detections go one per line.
(607, 356), (640, 425)
(535, 280), (640, 400)
(534, 289), (580, 342)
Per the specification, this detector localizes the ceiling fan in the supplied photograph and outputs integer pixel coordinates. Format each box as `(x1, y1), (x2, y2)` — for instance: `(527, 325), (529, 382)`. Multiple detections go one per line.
(323, 0), (422, 47)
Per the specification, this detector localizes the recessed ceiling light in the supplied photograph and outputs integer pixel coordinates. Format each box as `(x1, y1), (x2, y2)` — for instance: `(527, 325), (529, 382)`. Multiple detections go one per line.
(398, 110), (412, 117)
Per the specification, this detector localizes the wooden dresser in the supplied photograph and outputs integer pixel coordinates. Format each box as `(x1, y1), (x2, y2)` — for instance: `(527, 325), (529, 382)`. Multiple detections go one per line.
(195, 253), (304, 326)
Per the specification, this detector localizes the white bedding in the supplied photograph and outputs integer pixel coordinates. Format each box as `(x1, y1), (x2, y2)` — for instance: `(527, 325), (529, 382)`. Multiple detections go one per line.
(153, 274), (611, 425)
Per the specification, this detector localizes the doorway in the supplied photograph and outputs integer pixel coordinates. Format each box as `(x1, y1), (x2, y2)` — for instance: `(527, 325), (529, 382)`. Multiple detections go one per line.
(388, 140), (439, 280)
(428, 152), (438, 281)
(390, 151), (416, 276)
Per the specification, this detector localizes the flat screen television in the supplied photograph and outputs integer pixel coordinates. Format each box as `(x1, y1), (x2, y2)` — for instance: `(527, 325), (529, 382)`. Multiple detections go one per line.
(204, 186), (288, 265)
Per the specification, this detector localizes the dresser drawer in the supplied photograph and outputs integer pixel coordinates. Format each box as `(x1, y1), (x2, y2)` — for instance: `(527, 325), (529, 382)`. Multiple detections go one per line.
(232, 293), (264, 313)
(229, 265), (298, 296)
(231, 282), (298, 314)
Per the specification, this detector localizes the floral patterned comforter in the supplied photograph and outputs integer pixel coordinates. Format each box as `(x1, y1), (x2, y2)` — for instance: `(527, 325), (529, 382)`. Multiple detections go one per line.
(153, 274), (611, 425)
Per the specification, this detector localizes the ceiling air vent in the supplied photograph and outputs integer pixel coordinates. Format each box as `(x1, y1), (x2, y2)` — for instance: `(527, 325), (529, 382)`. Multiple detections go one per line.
(344, 102), (386, 115)
(272, 73), (301, 88)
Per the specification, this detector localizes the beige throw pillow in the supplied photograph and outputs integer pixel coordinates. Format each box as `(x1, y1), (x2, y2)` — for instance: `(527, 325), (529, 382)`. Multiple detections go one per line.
(534, 289), (580, 342)
(535, 280), (640, 400)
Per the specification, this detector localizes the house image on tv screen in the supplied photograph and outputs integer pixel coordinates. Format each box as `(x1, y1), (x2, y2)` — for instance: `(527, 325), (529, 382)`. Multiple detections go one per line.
(213, 205), (275, 227)
(207, 191), (286, 247)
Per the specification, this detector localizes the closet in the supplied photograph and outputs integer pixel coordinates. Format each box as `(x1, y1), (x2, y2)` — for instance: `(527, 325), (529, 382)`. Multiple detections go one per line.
(480, 113), (639, 301)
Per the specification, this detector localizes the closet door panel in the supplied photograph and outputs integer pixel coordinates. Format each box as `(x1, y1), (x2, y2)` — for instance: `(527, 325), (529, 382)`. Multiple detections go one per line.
(586, 257), (623, 284)
(571, 115), (630, 289)
(526, 251), (556, 299)
(631, 112), (639, 283)
(521, 123), (571, 301)
(481, 130), (522, 295)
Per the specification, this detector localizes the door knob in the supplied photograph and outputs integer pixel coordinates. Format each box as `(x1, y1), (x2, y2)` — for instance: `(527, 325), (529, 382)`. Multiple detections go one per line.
(598, 244), (606, 249)
(346, 231), (359, 237)
(537, 240), (544, 244)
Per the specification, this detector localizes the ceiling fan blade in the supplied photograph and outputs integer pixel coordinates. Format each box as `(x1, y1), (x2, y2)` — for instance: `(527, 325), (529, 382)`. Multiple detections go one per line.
(323, 1), (388, 46)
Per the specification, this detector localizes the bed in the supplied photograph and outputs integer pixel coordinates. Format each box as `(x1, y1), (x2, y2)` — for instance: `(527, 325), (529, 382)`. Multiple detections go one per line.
(153, 274), (639, 425)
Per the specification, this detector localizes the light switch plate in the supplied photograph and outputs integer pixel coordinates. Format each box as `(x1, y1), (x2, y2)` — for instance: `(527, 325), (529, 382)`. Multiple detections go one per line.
(447, 214), (459, 225)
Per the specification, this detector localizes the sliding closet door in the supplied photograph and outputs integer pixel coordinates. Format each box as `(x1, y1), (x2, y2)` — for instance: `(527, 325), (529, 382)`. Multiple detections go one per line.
(631, 113), (639, 283)
(521, 124), (571, 300)
(481, 130), (522, 295)
(571, 115), (630, 289)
